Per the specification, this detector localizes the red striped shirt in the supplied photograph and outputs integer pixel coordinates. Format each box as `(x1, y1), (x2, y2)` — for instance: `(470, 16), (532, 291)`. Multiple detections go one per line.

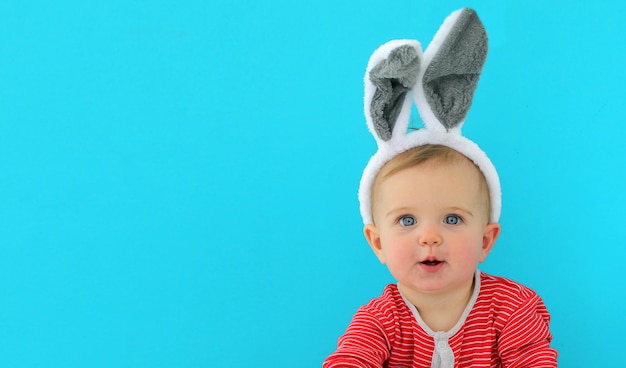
(324, 272), (557, 367)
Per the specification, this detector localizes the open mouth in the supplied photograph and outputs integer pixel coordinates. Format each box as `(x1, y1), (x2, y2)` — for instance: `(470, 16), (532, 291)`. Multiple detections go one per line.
(421, 260), (442, 266)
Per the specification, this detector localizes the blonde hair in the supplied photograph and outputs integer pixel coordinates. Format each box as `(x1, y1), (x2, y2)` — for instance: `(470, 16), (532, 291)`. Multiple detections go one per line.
(371, 144), (491, 222)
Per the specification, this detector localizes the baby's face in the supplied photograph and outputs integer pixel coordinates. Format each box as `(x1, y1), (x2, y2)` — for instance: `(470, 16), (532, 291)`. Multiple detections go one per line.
(366, 159), (498, 300)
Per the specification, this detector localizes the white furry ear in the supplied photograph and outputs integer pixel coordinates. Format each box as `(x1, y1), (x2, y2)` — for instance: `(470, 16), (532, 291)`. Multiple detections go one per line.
(414, 8), (488, 132)
(364, 40), (422, 144)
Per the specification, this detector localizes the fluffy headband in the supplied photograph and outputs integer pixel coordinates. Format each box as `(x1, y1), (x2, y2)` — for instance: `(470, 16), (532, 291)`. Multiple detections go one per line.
(358, 8), (501, 225)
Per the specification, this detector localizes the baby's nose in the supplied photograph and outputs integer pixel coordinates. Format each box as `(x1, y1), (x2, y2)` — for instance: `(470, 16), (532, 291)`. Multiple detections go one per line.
(419, 226), (442, 246)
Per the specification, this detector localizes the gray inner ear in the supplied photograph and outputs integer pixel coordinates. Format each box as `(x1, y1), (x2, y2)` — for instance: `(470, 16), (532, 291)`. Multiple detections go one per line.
(423, 8), (488, 130)
(369, 45), (420, 141)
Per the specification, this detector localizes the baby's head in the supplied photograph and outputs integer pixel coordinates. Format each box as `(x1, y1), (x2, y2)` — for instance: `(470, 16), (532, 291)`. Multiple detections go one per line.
(354, 9), (501, 301)
(369, 144), (491, 227)
(363, 143), (501, 301)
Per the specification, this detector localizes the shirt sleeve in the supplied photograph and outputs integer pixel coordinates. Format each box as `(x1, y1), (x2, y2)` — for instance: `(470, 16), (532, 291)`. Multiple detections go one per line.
(497, 292), (558, 367)
(323, 307), (391, 368)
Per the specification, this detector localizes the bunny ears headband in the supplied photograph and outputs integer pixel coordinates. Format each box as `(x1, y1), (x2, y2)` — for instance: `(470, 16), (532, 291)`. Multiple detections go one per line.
(359, 8), (501, 225)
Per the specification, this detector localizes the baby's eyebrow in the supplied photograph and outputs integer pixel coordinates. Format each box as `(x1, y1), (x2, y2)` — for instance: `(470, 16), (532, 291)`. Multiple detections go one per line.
(384, 207), (414, 218)
(446, 206), (474, 217)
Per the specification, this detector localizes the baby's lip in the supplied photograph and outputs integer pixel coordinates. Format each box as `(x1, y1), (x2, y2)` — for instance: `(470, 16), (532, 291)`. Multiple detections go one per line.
(420, 257), (443, 265)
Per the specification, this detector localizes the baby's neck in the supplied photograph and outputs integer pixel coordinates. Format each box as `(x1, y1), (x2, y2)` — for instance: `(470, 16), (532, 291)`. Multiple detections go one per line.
(405, 279), (475, 332)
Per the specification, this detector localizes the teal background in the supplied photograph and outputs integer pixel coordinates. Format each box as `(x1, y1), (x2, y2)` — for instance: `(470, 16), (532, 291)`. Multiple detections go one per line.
(1, 1), (624, 366)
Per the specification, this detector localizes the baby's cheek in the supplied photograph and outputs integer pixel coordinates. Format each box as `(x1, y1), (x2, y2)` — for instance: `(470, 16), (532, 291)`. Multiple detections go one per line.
(393, 245), (418, 263)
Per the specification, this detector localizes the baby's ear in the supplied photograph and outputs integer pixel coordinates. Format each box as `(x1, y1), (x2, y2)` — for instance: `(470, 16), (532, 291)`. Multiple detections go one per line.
(480, 223), (501, 262)
(364, 224), (386, 264)
(365, 41), (422, 142)
(421, 8), (488, 131)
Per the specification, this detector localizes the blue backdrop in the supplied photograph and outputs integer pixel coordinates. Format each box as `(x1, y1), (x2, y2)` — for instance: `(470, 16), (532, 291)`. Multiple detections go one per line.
(1, 1), (624, 366)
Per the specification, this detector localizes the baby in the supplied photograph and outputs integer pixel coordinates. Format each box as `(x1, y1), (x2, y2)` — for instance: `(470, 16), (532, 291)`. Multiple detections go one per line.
(323, 8), (557, 368)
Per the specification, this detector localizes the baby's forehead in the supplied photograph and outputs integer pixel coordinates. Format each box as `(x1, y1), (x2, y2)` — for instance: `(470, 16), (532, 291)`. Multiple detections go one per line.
(375, 155), (490, 211)
(384, 157), (483, 187)
(380, 148), (480, 180)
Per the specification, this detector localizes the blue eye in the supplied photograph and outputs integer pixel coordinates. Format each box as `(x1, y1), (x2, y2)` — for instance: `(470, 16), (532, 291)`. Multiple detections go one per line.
(399, 215), (416, 227)
(444, 215), (462, 225)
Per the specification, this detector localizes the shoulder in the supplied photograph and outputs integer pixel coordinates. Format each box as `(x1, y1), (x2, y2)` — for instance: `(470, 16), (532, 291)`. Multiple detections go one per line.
(477, 274), (558, 364)
(348, 284), (416, 335)
(358, 284), (410, 319)
(477, 272), (552, 330)
(339, 284), (413, 350)
(479, 271), (539, 305)
(326, 285), (417, 366)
